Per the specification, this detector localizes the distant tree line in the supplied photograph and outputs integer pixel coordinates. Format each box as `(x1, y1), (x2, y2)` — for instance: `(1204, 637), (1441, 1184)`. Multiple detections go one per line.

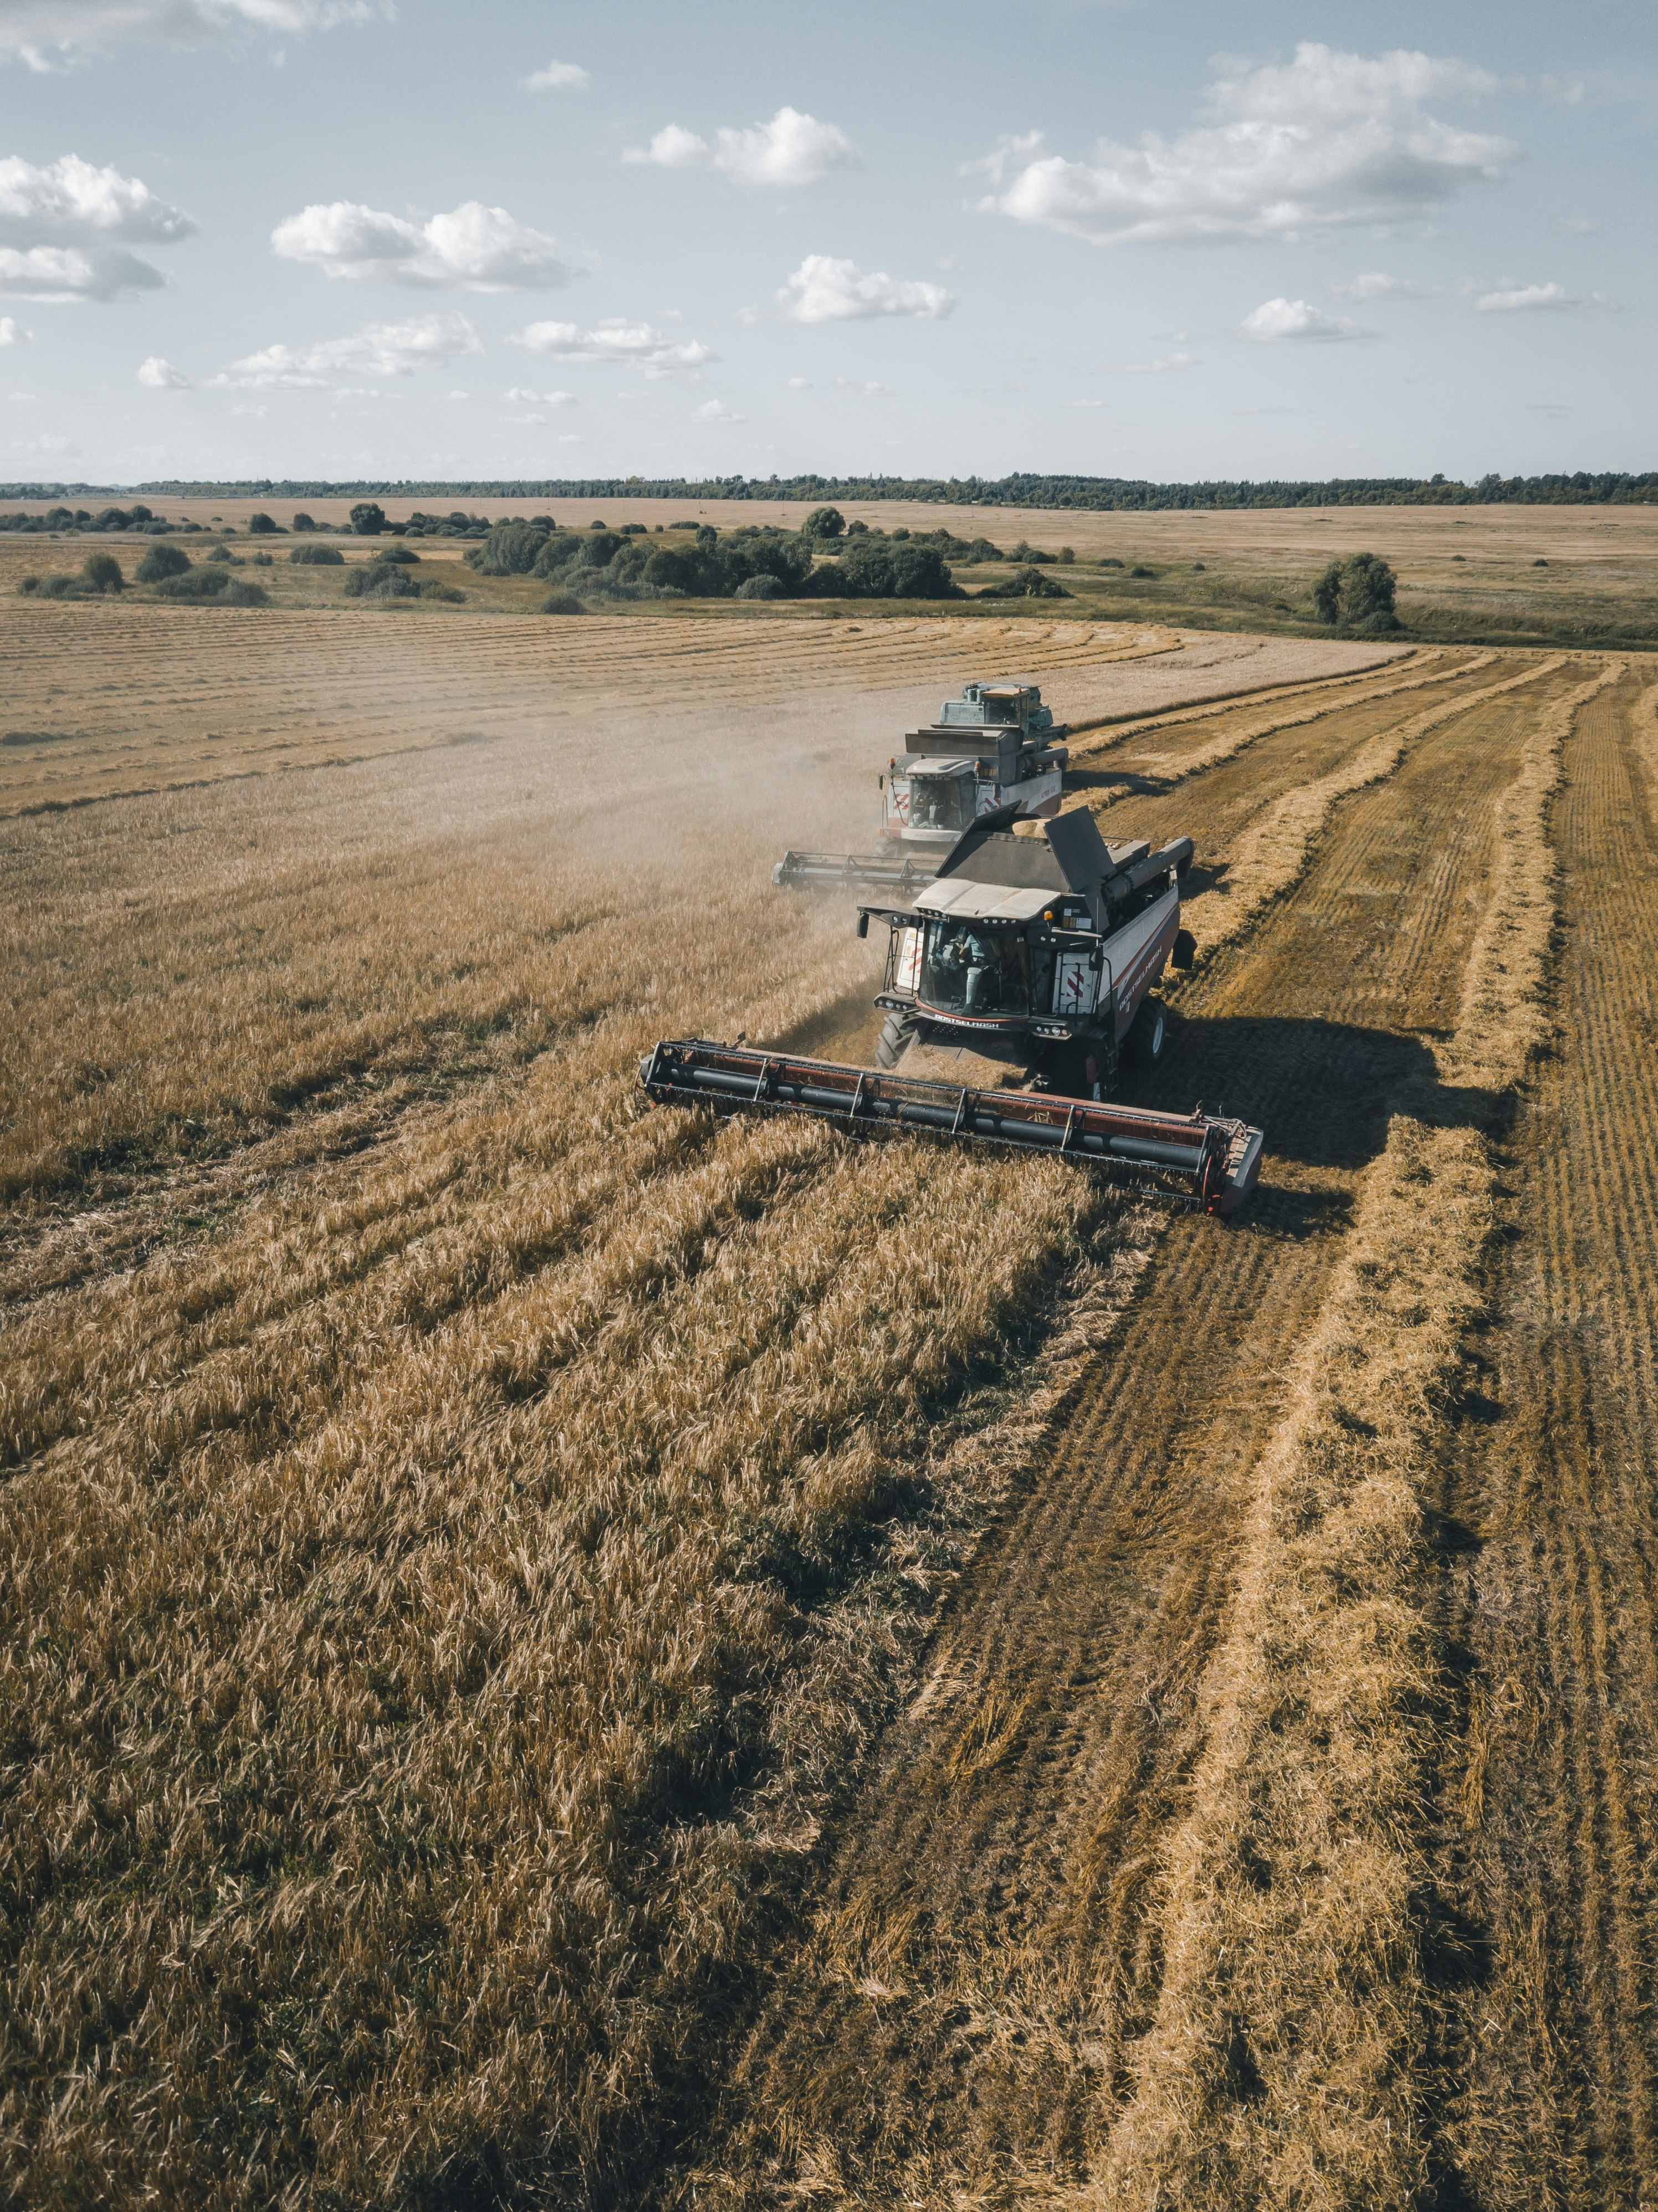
(45, 469), (1657, 510)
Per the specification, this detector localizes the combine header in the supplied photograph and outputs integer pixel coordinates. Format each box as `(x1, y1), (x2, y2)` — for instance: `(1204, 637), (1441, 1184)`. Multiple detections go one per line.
(638, 1041), (1262, 1213)
(646, 794), (1265, 1215)
(776, 679), (1069, 895)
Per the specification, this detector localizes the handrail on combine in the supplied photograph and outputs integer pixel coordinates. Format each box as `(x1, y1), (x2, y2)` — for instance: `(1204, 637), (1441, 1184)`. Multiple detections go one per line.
(639, 1039), (1263, 1216)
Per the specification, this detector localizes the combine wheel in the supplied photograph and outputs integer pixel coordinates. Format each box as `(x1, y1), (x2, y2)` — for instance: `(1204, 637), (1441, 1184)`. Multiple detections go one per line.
(1125, 996), (1166, 1068)
(875, 1010), (918, 1071)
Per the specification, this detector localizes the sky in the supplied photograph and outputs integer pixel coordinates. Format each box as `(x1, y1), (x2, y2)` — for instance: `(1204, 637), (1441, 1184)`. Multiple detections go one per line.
(0, 0), (1651, 487)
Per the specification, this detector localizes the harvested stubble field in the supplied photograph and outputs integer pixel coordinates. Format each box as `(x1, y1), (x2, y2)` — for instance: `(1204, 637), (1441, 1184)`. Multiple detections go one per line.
(1, 586), (1654, 2212)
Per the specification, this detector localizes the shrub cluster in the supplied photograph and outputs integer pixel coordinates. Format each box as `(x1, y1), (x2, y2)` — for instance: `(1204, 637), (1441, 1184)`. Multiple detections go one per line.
(1312, 552), (1400, 633)
(289, 544), (345, 566)
(976, 563), (1071, 600)
(18, 552), (127, 598)
(344, 552), (463, 603)
(2, 504), (172, 536)
(464, 516), (968, 601)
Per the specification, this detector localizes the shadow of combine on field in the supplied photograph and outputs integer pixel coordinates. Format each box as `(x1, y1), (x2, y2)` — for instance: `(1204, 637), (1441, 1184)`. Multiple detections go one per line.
(1117, 1010), (1504, 1181)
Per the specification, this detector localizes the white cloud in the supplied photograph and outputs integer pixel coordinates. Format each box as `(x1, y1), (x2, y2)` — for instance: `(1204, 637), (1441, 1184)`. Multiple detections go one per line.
(523, 58), (587, 91)
(511, 316), (714, 369)
(975, 43), (1514, 245)
(272, 199), (569, 291)
(1123, 349), (1198, 370)
(229, 402), (267, 416)
(214, 310), (483, 387)
(0, 152), (193, 298)
(1328, 270), (1443, 301)
(1236, 296), (1377, 342)
(1475, 279), (1600, 312)
(625, 105), (858, 187)
(777, 254), (954, 323)
(137, 352), (188, 386)
(786, 375), (811, 389)
(0, 243), (166, 299)
(11, 429), (76, 454)
(0, 153), (194, 244)
(1, 1), (385, 67)
(835, 376), (889, 396)
(0, 314), (22, 342)
(691, 398), (743, 422)
(505, 410), (544, 424)
(503, 384), (574, 405)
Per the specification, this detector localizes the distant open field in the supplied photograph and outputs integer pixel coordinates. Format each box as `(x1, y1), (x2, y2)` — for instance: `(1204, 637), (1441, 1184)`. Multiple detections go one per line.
(2, 591), (1655, 2210)
(6, 494), (1657, 647)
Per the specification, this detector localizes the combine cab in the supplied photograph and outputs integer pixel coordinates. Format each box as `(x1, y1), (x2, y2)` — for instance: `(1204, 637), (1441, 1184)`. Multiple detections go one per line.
(863, 803), (1194, 1096)
(644, 801), (1264, 1215)
(775, 680), (1069, 893)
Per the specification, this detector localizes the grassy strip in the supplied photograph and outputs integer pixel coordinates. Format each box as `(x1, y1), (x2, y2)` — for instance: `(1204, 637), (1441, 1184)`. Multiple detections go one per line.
(1102, 664), (1621, 2211)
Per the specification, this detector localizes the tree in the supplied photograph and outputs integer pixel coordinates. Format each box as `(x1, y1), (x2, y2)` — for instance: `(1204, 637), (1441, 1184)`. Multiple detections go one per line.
(349, 501), (386, 536)
(470, 520), (546, 574)
(135, 542), (192, 583)
(291, 513), (318, 531)
(1313, 552), (1399, 631)
(248, 512), (278, 535)
(802, 505), (846, 542)
(80, 552), (125, 593)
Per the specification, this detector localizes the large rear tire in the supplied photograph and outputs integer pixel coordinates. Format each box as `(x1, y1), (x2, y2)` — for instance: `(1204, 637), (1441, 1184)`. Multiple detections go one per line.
(1125, 996), (1166, 1067)
(875, 1010), (918, 1071)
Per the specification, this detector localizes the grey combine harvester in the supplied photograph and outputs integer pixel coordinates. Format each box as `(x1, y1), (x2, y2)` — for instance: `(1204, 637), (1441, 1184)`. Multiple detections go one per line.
(644, 800), (1263, 1216)
(774, 679), (1069, 895)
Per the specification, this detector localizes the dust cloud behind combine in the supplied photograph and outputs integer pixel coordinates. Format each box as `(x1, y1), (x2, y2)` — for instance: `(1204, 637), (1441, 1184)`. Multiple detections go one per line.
(1, 593), (1652, 2212)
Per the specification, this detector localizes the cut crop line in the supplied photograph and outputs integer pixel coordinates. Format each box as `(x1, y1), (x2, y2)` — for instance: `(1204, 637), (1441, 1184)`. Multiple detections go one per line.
(1066, 644), (1435, 751)
(1179, 657), (1569, 968)
(1086, 653), (1496, 816)
(1102, 663), (1620, 2211)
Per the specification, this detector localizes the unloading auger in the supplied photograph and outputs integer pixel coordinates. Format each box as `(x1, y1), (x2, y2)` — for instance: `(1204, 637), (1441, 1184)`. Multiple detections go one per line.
(643, 800), (1265, 1216)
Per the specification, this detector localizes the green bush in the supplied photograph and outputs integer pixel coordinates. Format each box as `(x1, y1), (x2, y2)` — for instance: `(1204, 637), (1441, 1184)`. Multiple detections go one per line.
(1011, 540), (1056, 565)
(803, 505), (846, 542)
(734, 573), (787, 599)
(19, 574), (74, 597)
(541, 590), (585, 614)
(136, 542), (192, 583)
(80, 552), (124, 593)
(248, 513), (279, 535)
(349, 501), (386, 536)
(470, 520), (546, 575)
(810, 537), (963, 600)
(978, 564), (1070, 600)
(418, 581), (465, 603)
(155, 570), (268, 605)
(1129, 564), (1155, 578)
(289, 545), (345, 565)
(290, 512), (318, 531)
(1312, 552), (1399, 629)
(344, 562), (419, 600)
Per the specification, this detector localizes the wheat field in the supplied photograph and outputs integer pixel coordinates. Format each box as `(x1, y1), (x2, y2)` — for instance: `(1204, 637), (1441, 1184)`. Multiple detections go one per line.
(2, 576), (1654, 2211)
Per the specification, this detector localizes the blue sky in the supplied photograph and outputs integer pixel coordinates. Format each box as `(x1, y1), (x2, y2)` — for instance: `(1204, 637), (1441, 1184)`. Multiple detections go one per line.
(0, 0), (1650, 485)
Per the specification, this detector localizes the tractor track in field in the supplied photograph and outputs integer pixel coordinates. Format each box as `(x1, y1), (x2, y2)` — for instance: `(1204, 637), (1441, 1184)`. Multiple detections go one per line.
(1425, 668), (1658, 2211)
(673, 657), (1592, 2206)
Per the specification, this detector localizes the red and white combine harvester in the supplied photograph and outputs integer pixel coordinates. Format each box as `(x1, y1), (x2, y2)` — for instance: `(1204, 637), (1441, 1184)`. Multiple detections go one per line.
(642, 797), (1263, 1216)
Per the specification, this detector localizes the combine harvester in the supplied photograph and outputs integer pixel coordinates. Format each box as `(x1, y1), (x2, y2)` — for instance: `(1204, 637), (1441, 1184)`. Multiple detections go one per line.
(774, 680), (1068, 895)
(645, 802), (1263, 1215)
